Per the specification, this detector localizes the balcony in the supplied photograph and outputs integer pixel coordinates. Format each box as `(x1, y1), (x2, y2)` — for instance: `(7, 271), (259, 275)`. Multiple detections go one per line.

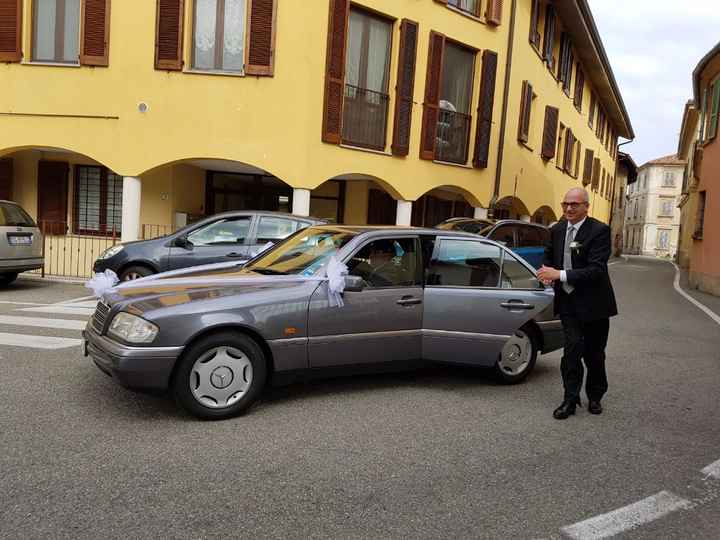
(435, 109), (472, 164)
(341, 84), (390, 151)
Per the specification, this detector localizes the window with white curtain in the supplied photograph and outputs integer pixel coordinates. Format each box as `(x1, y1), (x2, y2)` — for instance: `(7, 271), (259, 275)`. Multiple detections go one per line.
(193, 0), (246, 72)
(32, 0), (81, 63)
(448, 0), (480, 16)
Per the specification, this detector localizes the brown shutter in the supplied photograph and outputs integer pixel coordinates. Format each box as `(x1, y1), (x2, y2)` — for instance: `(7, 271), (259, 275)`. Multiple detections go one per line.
(0, 158), (12, 200)
(591, 157), (601, 190)
(529, 0), (540, 48)
(582, 149), (594, 185)
(574, 140), (582, 177)
(246, 0), (277, 76)
(543, 5), (555, 68)
(517, 81), (532, 143)
(563, 129), (574, 173)
(392, 19), (419, 157)
(80, 0), (111, 66)
(574, 66), (584, 110)
(155, 0), (184, 70)
(0, 0), (22, 62)
(472, 49), (498, 168)
(322, 0), (350, 144)
(588, 92), (596, 128)
(541, 106), (559, 159)
(37, 161), (69, 236)
(420, 31), (445, 160)
(485, 0), (503, 26)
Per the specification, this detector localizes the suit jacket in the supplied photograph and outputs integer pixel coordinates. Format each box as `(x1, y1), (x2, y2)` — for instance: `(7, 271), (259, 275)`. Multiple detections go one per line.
(543, 216), (618, 321)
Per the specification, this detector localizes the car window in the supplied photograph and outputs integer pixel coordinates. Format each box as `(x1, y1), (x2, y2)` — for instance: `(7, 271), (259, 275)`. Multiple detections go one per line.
(0, 203), (36, 227)
(501, 251), (543, 289)
(256, 216), (302, 244)
(489, 225), (516, 247)
(517, 226), (543, 247)
(347, 238), (420, 288)
(457, 221), (488, 234)
(427, 240), (502, 288)
(539, 227), (551, 244)
(188, 217), (251, 246)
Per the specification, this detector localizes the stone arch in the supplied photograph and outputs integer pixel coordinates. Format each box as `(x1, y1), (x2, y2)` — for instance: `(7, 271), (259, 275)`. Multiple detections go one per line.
(531, 205), (558, 226)
(493, 196), (531, 221)
(412, 185), (484, 227)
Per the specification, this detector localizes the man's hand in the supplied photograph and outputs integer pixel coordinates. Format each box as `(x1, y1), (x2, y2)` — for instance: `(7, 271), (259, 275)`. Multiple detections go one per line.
(537, 265), (561, 286)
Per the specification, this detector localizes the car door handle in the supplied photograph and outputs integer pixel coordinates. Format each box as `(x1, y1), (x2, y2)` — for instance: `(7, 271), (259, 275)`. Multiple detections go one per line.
(226, 252), (246, 258)
(500, 301), (535, 310)
(397, 296), (422, 306)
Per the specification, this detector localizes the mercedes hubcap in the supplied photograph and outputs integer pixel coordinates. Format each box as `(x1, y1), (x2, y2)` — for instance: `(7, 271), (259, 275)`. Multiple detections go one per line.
(499, 331), (532, 375)
(190, 346), (253, 408)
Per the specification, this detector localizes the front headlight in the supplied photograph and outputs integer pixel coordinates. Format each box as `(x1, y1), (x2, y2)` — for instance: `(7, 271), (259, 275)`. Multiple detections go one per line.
(108, 313), (159, 344)
(98, 245), (124, 260)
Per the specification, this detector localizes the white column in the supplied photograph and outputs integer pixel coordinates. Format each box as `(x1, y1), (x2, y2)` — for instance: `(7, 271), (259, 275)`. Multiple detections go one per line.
(292, 188), (311, 217)
(473, 207), (488, 220)
(121, 176), (141, 243)
(396, 200), (412, 226)
(519, 214), (531, 223)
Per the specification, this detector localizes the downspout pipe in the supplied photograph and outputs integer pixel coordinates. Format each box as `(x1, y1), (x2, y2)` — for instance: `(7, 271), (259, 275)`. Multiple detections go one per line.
(489, 0), (517, 214)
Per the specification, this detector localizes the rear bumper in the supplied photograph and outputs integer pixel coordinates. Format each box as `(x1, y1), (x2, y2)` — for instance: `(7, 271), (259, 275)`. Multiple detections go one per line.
(0, 257), (43, 273)
(82, 327), (183, 391)
(536, 320), (564, 354)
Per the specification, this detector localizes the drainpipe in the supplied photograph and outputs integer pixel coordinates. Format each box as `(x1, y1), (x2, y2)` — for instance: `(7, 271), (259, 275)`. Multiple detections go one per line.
(489, 0), (517, 215)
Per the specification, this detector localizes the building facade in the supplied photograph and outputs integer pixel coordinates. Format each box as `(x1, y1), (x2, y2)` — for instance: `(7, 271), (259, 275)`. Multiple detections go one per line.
(609, 151), (637, 256)
(677, 100), (700, 270)
(0, 0), (632, 276)
(624, 156), (684, 258)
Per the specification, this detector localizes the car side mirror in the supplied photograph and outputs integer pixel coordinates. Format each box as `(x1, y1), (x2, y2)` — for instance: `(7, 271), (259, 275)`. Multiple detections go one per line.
(344, 275), (365, 292)
(175, 235), (191, 249)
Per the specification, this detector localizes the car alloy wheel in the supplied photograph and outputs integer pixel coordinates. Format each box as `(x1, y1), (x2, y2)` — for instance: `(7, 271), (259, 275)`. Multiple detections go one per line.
(494, 325), (538, 384)
(190, 346), (253, 408)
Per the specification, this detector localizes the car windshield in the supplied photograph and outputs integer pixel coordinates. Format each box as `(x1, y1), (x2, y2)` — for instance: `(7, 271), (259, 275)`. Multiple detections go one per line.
(0, 203), (36, 227)
(245, 226), (358, 276)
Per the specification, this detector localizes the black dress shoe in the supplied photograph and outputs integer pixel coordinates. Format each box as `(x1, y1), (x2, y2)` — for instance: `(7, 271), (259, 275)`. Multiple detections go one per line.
(553, 401), (576, 420)
(588, 400), (603, 415)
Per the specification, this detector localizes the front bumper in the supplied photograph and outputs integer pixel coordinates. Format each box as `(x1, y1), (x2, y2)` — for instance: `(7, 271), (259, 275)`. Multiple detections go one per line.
(82, 326), (184, 391)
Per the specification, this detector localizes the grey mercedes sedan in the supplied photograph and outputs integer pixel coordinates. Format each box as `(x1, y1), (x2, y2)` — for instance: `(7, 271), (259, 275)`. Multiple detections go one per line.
(83, 226), (563, 419)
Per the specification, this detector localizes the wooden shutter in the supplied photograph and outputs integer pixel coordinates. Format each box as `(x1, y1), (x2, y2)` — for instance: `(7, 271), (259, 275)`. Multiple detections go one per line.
(392, 19), (419, 157)
(246, 0), (277, 76)
(0, 158), (12, 200)
(80, 0), (110, 66)
(529, 0), (540, 48)
(517, 81), (532, 143)
(582, 149), (594, 185)
(591, 157), (601, 190)
(0, 0), (22, 62)
(420, 31), (445, 160)
(37, 161), (69, 236)
(541, 106), (559, 159)
(574, 66), (584, 110)
(588, 93), (596, 128)
(563, 129), (574, 173)
(472, 49), (498, 168)
(322, 0), (350, 144)
(574, 140), (581, 177)
(485, 0), (502, 26)
(542, 5), (555, 68)
(155, 0), (184, 70)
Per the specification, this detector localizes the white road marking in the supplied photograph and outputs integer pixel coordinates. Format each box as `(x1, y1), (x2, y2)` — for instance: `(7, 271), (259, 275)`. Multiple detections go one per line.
(560, 491), (692, 540)
(58, 295), (96, 305)
(57, 300), (98, 309)
(0, 300), (52, 306)
(701, 459), (720, 480)
(0, 332), (82, 349)
(672, 263), (720, 326)
(19, 306), (95, 317)
(0, 315), (87, 331)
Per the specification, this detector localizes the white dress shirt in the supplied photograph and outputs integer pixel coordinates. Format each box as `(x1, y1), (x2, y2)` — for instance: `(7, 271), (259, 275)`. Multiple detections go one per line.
(560, 217), (587, 283)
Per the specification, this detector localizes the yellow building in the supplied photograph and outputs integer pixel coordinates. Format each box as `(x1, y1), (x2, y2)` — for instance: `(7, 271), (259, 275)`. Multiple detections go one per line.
(677, 100), (700, 269)
(0, 0), (632, 276)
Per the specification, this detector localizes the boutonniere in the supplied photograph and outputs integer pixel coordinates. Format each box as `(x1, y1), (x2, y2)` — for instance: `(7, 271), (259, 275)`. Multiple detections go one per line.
(569, 241), (582, 251)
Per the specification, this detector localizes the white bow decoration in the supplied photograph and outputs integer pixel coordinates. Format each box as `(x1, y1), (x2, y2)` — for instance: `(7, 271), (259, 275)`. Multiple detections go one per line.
(84, 269), (119, 298)
(325, 255), (349, 308)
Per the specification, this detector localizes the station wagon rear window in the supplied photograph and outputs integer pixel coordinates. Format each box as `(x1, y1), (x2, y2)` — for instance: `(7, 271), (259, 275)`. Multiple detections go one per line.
(0, 203), (36, 227)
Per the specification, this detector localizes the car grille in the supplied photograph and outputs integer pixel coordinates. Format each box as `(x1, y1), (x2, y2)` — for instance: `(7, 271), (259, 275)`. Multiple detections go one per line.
(92, 301), (111, 334)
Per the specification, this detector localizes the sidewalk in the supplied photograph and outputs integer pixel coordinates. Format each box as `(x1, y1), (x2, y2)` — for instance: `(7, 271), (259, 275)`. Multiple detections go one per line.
(677, 266), (720, 317)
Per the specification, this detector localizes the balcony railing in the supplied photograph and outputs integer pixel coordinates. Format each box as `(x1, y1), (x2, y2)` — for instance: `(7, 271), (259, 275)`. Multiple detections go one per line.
(435, 109), (472, 164)
(342, 84), (390, 151)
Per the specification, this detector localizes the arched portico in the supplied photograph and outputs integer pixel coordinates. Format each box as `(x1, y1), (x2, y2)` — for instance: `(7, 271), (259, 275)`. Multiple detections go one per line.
(532, 205), (558, 226)
(493, 196), (531, 221)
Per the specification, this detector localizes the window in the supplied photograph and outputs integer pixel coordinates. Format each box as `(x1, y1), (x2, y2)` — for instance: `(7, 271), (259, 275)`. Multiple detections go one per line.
(662, 172), (675, 187)
(347, 238), (420, 288)
(657, 230), (670, 250)
(342, 8), (392, 150)
(518, 80), (534, 145)
(516, 226), (543, 247)
(558, 33), (573, 94)
(659, 198), (674, 217)
(555, 123), (566, 170)
(501, 251), (542, 289)
(542, 4), (556, 69)
(74, 166), (122, 236)
(448, 0), (480, 17)
(428, 240), (502, 288)
(436, 41), (476, 163)
(32, 0), (81, 63)
(255, 217), (302, 244)
(188, 217), (251, 246)
(529, 0), (541, 49)
(489, 225), (516, 247)
(694, 191), (706, 239)
(192, 0), (246, 72)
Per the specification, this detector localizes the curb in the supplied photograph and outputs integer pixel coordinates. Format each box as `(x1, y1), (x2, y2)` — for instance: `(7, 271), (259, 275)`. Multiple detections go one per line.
(19, 274), (86, 285)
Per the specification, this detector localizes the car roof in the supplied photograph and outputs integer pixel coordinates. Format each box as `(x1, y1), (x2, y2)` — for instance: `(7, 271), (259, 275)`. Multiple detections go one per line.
(491, 219), (548, 229)
(309, 224), (481, 239)
(207, 210), (325, 222)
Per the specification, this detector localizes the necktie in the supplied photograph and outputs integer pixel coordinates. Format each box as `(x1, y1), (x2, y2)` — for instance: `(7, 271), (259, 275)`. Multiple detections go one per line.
(563, 226), (575, 294)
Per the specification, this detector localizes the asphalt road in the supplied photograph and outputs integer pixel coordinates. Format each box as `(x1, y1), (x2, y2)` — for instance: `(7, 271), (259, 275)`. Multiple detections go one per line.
(1, 259), (719, 539)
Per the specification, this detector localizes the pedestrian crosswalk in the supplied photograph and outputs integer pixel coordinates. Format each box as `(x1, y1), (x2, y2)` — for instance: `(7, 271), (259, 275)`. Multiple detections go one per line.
(0, 296), (96, 351)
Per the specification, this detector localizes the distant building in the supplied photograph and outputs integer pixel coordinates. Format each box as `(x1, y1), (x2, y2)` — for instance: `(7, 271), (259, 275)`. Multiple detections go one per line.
(624, 155), (685, 258)
(609, 152), (637, 256)
(676, 101), (700, 270)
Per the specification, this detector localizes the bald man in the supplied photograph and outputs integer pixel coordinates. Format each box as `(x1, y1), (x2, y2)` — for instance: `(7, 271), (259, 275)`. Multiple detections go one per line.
(537, 188), (618, 420)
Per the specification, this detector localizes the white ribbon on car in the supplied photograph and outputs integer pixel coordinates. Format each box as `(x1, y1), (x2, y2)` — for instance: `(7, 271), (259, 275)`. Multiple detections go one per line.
(83, 255), (349, 308)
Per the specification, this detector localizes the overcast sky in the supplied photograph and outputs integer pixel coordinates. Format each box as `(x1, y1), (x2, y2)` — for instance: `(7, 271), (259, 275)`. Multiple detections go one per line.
(588, 0), (720, 166)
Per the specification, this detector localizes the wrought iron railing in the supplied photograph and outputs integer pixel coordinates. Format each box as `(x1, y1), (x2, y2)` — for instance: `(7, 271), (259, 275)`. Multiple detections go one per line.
(342, 84), (390, 151)
(435, 109), (472, 164)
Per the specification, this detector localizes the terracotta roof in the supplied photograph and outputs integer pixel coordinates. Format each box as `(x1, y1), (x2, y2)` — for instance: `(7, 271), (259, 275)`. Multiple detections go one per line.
(639, 154), (686, 168)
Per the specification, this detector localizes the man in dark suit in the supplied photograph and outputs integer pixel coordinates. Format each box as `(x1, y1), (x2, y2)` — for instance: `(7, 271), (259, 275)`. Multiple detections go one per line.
(537, 188), (618, 420)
